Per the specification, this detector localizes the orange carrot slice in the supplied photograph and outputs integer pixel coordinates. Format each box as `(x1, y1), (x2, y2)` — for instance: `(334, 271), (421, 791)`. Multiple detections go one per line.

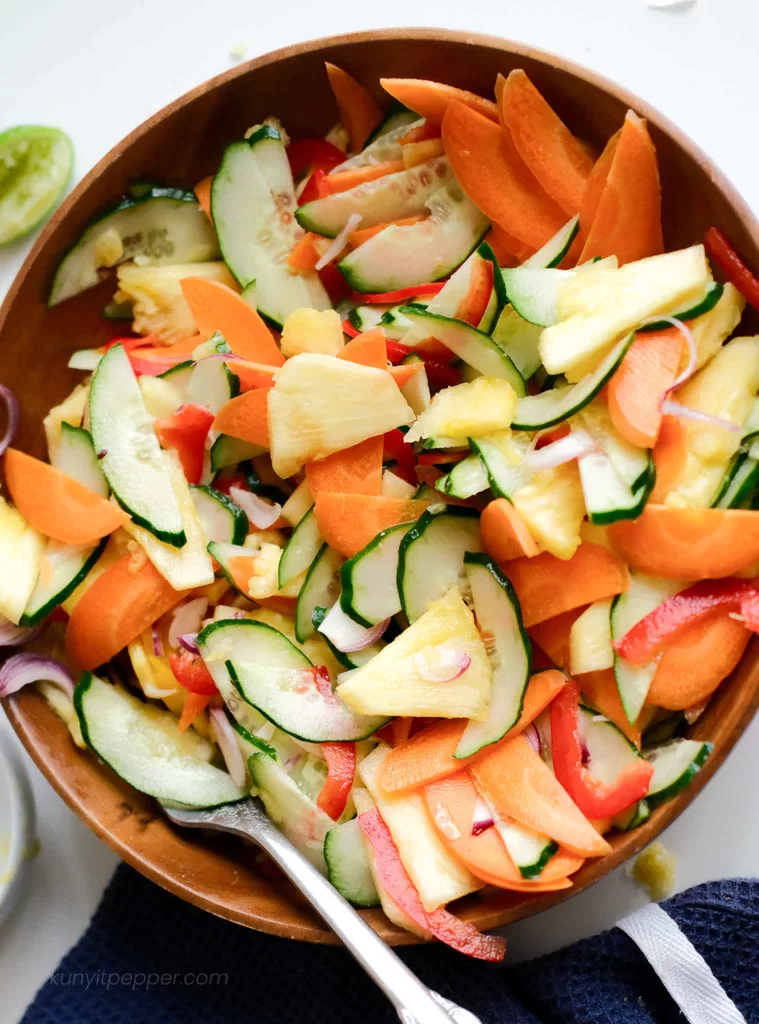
(499, 69), (593, 217)
(527, 608), (585, 673)
(194, 177), (212, 219)
(398, 122), (441, 146)
(180, 278), (284, 366)
(213, 389), (270, 447)
(4, 448), (129, 545)
(579, 129), (620, 237)
(305, 437), (384, 498)
(287, 234), (321, 272)
(401, 139), (445, 169)
(442, 101), (566, 250)
(607, 329), (683, 448)
(325, 63), (383, 151)
(314, 493), (429, 558)
(481, 498), (540, 562)
(387, 363), (421, 388)
(607, 505), (759, 579)
(325, 161), (405, 194)
(179, 692), (213, 732)
(578, 668), (641, 747)
(66, 555), (182, 671)
(380, 78), (499, 124)
(471, 734), (612, 858)
(504, 543), (630, 627)
(229, 360), (276, 392)
(349, 216), (424, 248)
(579, 111), (663, 265)
(649, 415), (687, 504)
(483, 226), (530, 267)
(337, 328), (387, 368)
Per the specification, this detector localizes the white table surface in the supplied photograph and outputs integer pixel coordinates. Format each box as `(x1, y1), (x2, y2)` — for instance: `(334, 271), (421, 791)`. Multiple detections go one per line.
(1, 0), (759, 1018)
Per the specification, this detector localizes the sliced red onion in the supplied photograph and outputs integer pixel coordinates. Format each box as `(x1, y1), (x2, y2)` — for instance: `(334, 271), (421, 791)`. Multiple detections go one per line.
(318, 602), (389, 653)
(0, 653), (74, 700)
(471, 796), (494, 836)
(229, 486), (282, 529)
(0, 385), (19, 459)
(526, 429), (597, 472)
(414, 647), (471, 683)
(168, 597), (208, 649)
(524, 722), (541, 755)
(640, 315), (697, 392)
(0, 612), (45, 647)
(177, 633), (199, 654)
(209, 707), (246, 788)
(315, 213), (362, 271)
(660, 399), (742, 432)
(151, 624), (164, 657)
(434, 802), (461, 841)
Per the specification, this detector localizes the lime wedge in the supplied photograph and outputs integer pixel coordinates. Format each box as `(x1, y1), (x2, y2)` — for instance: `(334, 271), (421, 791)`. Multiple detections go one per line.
(0, 125), (73, 245)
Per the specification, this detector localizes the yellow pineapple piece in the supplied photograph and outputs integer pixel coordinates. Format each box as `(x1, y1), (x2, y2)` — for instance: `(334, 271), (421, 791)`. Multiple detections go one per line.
(689, 282), (745, 369)
(0, 497), (44, 624)
(404, 377), (518, 444)
(337, 586), (491, 720)
(281, 308), (345, 357)
(139, 375), (183, 418)
(43, 382), (89, 464)
(512, 462), (585, 560)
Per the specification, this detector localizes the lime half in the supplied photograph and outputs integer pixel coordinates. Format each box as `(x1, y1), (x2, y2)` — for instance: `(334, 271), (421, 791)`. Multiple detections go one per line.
(0, 125), (73, 245)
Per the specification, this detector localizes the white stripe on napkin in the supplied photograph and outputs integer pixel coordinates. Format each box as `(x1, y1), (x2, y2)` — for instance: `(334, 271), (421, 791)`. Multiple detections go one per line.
(618, 903), (746, 1024)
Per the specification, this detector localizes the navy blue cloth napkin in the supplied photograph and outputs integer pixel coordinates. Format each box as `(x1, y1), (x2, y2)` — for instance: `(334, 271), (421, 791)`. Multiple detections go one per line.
(21, 867), (758, 1023)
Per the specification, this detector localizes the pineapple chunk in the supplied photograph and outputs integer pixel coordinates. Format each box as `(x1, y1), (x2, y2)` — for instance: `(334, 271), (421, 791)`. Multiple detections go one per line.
(280, 479), (313, 526)
(540, 245), (712, 375)
(690, 282), (745, 369)
(359, 744), (482, 911)
(139, 375), (183, 419)
(404, 378), (518, 444)
(337, 586), (491, 720)
(268, 353), (415, 478)
(281, 308), (344, 357)
(43, 382), (89, 464)
(662, 335), (759, 508)
(0, 497), (44, 624)
(512, 462), (585, 560)
(115, 261), (236, 343)
(569, 599), (614, 675)
(128, 634), (179, 700)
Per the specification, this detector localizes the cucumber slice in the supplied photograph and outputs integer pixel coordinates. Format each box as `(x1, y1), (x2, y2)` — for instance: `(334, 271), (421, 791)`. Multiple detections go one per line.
(158, 358), (194, 393)
(103, 299), (133, 320)
(295, 545), (342, 643)
(455, 554), (531, 758)
(399, 308), (526, 394)
(501, 267), (568, 327)
(89, 344), (185, 546)
(348, 305), (390, 333)
(187, 354), (239, 414)
(491, 306), (543, 380)
(53, 422), (108, 496)
(21, 537), (106, 626)
(713, 452), (759, 509)
(49, 187), (218, 306)
(75, 674), (245, 808)
(380, 307), (415, 340)
(338, 184), (488, 293)
(0, 125), (73, 245)
(478, 793), (557, 879)
(469, 433), (534, 499)
(579, 403), (653, 493)
(211, 137), (330, 327)
(227, 714), (278, 764)
(324, 818), (380, 907)
(578, 704), (642, 784)
(207, 541), (251, 595)
(278, 505), (322, 588)
(511, 333), (635, 431)
(242, 456), (291, 506)
(334, 114), (422, 170)
(210, 434), (266, 472)
(638, 282), (724, 333)
(521, 215), (580, 269)
(577, 449), (653, 525)
(644, 738), (712, 809)
(197, 619), (387, 741)
(613, 800), (650, 832)
(339, 522), (411, 627)
(191, 485), (248, 545)
(296, 157), (455, 238)
(435, 454), (489, 499)
(398, 506), (482, 623)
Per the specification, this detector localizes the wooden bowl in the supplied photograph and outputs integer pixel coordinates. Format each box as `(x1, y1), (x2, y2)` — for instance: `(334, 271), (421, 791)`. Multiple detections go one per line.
(3, 28), (759, 945)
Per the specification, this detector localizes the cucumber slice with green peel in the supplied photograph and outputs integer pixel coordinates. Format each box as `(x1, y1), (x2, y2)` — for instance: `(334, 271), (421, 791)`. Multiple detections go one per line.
(520, 215), (580, 269)
(455, 554), (531, 758)
(418, 436), (468, 451)
(479, 793), (558, 879)
(644, 738), (712, 809)
(579, 403), (653, 493)
(53, 422), (108, 496)
(577, 449), (654, 525)
(210, 434), (266, 472)
(339, 184), (488, 293)
(712, 452), (759, 509)
(90, 344), (185, 546)
(324, 818), (380, 907)
(67, 349), (103, 372)
(638, 282), (724, 332)
(398, 506), (482, 623)
(191, 485), (248, 545)
(501, 267), (568, 327)
(339, 522), (412, 627)
(491, 306), (543, 380)
(21, 537), (106, 626)
(296, 157), (455, 238)
(578, 704), (643, 784)
(399, 308), (526, 394)
(348, 305), (390, 333)
(380, 307), (415, 339)
(434, 454), (489, 500)
(158, 359), (194, 394)
(278, 506), (322, 588)
(613, 800), (651, 832)
(207, 541), (252, 594)
(511, 333), (635, 431)
(102, 299), (133, 320)
(310, 606), (385, 669)
(49, 187), (218, 306)
(74, 674), (245, 808)
(414, 482), (438, 501)
(242, 457), (291, 506)
(334, 113), (422, 170)
(295, 545), (342, 643)
(187, 354), (240, 414)
(0, 125), (73, 245)
(469, 433), (535, 499)
(226, 714), (277, 762)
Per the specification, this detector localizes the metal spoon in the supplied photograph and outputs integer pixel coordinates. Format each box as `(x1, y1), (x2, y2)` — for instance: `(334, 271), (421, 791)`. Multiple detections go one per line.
(163, 799), (483, 1024)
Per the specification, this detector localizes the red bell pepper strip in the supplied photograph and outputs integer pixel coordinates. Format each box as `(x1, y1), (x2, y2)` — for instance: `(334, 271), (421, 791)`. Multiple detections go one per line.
(317, 743), (356, 820)
(212, 471), (248, 497)
(613, 578), (759, 665)
(357, 807), (506, 961)
(550, 680), (654, 818)
(169, 649), (218, 696)
(341, 319), (360, 339)
(154, 403), (214, 485)
(298, 168), (330, 206)
(420, 359), (461, 393)
(385, 340), (413, 364)
(178, 691), (214, 731)
(351, 283), (447, 304)
(318, 259), (350, 305)
(287, 138), (345, 179)
(704, 227), (759, 310)
(383, 429), (417, 485)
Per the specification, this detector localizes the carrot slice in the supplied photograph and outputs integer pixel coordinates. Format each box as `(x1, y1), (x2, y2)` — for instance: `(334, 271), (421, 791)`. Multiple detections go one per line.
(527, 608), (585, 673)
(481, 498), (540, 562)
(402, 139), (445, 169)
(305, 437), (384, 498)
(194, 176), (212, 219)
(398, 122), (441, 145)
(647, 611), (750, 710)
(607, 329), (683, 448)
(349, 216), (424, 248)
(178, 692), (213, 732)
(314, 493), (429, 558)
(213, 389), (270, 447)
(4, 448), (129, 545)
(471, 734), (612, 858)
(649, 415), (687, 503)
(504, 543), (630, 627)
(337, 328), (387, 368)
(287, 234), (321, 272)
(324, 161), (405, 194)
(579, 129), (620, 237)
(579, 111), (663, 265)
(379, 670), (566, 795)
(607, 505), (759, 579)
(380, 78), (499, 125)
(325, 63), (383, 151)
(578, 668), (641, 747)
(387, 363), (421, 388)
(483, 226), (532, 267)
(180, 278), (284, 366)
(66, 555), (182, 671)
(229, 360), (276, 392)
(499, 70), (594, 217)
